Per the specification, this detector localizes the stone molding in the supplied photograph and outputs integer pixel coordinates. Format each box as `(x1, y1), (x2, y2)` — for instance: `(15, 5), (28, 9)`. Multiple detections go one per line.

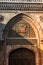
(0, 3), (43, 11)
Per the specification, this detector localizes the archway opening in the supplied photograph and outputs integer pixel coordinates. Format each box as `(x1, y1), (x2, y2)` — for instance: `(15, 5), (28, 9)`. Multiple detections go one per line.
(9, 48), (36, 65)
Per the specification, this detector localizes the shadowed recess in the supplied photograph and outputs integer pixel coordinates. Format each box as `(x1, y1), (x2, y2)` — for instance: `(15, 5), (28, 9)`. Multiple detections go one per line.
(9, 48), (36, 65)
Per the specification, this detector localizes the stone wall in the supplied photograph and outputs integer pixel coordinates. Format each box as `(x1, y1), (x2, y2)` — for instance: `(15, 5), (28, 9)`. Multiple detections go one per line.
(0, 12), (43, 65)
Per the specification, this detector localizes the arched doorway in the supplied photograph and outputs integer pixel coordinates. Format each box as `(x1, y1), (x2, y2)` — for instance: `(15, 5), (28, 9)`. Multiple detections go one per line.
(9, 48), (35, 65)
(3, 13), (40, 65)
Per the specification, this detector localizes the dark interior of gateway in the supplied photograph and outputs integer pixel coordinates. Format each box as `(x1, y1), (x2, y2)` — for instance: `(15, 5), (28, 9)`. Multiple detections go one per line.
(9, 48), (35, 65)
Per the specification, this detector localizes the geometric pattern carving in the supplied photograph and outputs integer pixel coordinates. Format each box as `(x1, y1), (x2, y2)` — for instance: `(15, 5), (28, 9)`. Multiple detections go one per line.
(0, 2), (43, 11)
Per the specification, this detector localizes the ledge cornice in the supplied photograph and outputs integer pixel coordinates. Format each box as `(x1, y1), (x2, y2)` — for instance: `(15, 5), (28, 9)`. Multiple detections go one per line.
(0, 3), (43, 11)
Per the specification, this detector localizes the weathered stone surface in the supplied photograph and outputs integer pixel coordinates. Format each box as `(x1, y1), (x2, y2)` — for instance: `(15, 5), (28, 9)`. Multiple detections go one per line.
(0, 5), (43, 65)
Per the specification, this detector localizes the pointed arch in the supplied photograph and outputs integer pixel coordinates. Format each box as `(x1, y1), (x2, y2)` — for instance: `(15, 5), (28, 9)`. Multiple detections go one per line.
(3, 13), (40, 46)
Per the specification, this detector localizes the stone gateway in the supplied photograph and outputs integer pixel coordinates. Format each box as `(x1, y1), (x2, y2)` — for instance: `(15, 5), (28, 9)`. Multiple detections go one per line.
(0, 1), (43, 65)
